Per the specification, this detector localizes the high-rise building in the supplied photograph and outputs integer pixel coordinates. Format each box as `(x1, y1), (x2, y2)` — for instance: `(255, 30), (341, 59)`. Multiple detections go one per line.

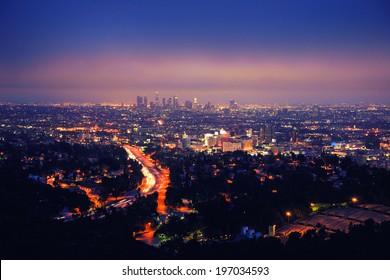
(216, 128), (229, 146)
(365, 130), (380, 150)
(143, 96), (148, 107)
(167, 98), (172, 107)
(155, 92), (160, 107)
(173, 96), (179, 108)
(185, 100), (192, 109)
(229, 99), (238, 109)
(136, 96), (143, 107)
(182, 133), (191, 149)
(222, 140), (242, 152)
(204, 133), (215, 147)
(291, 124), (299, 142)
(241, 139), (253, 151)
(162, 97), (166, 107)
(259, 124), (274, 142)
(209, 136), (218, 147)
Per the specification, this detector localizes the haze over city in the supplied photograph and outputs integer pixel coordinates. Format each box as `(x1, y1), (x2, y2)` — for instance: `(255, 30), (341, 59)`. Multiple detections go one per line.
(1, 1), (390, 265)
(1, 0), (390, 104)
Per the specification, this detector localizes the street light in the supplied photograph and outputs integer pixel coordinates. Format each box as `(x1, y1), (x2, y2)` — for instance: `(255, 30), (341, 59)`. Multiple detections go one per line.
(286, 211), (292, 224)
(352, 197), (358, 203)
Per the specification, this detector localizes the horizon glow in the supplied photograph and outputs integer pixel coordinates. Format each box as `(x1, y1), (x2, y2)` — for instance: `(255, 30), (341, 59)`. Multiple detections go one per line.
(0, 0), (389, 104)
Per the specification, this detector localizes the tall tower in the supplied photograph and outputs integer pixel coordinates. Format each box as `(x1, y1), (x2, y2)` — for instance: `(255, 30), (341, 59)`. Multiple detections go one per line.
(229, 99), (237, 109)
(136, 96), (143, 107)
(185, 100), (192, 109)
(155, 92), (160, 107)
(259, 124), (274, 142)
(173, 96), (179, 108)
(143, 96), (148, 108)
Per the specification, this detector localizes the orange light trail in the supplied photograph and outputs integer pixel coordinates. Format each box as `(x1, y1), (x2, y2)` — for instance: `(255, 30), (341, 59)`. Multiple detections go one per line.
(123, 145), (169, 215)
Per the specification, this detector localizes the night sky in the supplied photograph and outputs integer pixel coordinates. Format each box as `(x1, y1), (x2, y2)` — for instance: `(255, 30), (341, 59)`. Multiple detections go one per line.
(1, 0), (389, 104)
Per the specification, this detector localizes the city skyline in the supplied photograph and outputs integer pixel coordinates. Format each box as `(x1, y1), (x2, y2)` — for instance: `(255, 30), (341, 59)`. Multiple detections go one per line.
(1, 0), (390, 104)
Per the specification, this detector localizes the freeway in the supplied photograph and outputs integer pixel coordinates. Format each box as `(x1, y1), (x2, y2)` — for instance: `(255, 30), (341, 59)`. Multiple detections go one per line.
(122, 144), (169, 214)
(89, 144), (190, 246)
(121, 145), (170, 246)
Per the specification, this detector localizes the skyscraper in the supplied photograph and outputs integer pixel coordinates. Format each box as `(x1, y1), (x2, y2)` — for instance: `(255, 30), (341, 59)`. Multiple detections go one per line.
(155, 92), (160, 107)
(143, 96), (148, 107)
(229, 99), (238, 109)
(291, 125), (299, 142)
(182, 133), (191, 149)
(173, 96), (179, 108)
(136, 96), (143, 107)
(185, 100), (193, 109)
(259, 124), (274, 142)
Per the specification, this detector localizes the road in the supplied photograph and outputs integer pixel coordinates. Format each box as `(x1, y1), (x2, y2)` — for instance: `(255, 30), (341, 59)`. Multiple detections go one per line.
(133, 222), (160, 246)
(122, 144), (169, 214)
(120, 145), (171, 246)
(92, 144), (191, 246)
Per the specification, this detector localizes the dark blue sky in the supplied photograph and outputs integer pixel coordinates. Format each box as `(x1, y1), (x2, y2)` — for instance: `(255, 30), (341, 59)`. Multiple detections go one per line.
(1, 0), (389, 103)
